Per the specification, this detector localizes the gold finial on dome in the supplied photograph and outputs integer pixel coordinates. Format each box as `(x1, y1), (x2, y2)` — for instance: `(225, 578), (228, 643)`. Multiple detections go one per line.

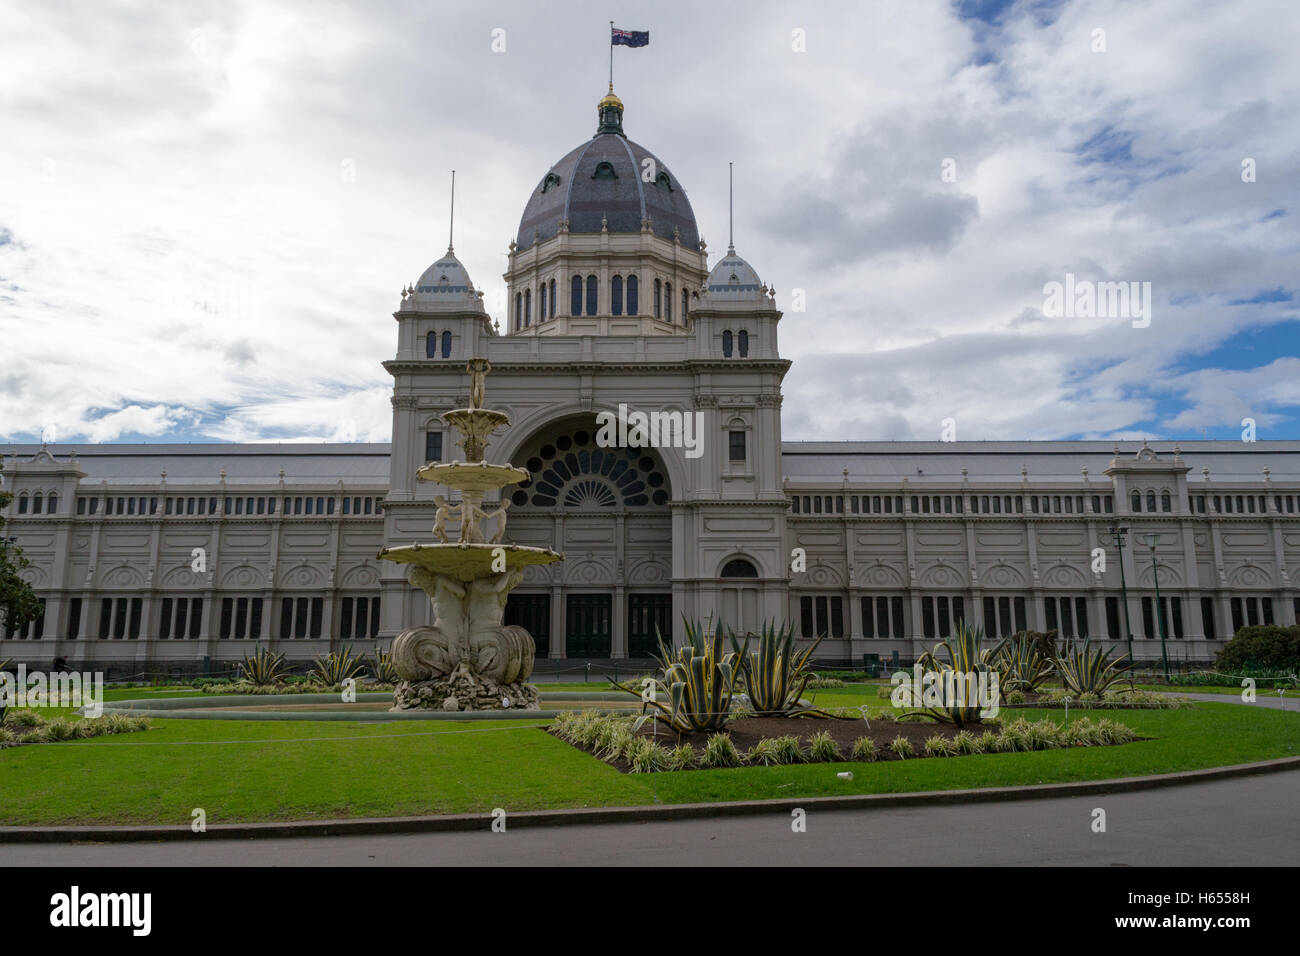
(599, 82), (623, 110)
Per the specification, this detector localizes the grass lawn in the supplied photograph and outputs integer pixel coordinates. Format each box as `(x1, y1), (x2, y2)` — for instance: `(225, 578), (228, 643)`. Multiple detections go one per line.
(1, 690), (1296, 826)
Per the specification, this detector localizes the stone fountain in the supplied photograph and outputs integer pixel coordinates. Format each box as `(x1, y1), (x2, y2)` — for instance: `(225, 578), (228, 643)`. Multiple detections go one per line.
(379, 359), (563, 711)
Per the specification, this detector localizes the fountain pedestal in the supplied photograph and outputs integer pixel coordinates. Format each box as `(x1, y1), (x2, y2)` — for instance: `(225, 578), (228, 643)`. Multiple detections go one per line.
(379, 360), (563, 712)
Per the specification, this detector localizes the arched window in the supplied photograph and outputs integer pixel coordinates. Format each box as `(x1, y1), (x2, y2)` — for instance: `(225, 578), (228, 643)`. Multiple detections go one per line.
(626, 275), (638, 315)
(586, 274), (598, 315)
(524, 288), (531, 327)
(611, 275), (623, 315)
(539, 282), (547, 321)
(549, 279), (556, 318)
(33, 493), (42, 514)
(47, 493), (58, 514)
(738, 329), (749, 357)
(1146, 491), (1156, 513)
(17, 493), (28, 514)
(682, 288), (689, 323)
(441, 331), (451, 358)
(1131, 491), (1142, 512)
(665, 282), (673, 321)
(653, 278), (662, 317)
(426, 331), (437, 358)
(571, 275), (582, 316)
(1161, 491), (1171, 512)
(720, 558), (759, 578)
(514, 292), (522, 330)
(722, 330), (733, 357)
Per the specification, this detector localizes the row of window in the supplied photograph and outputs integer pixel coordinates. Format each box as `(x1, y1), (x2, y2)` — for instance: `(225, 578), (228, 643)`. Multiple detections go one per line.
(792, 493), (1117, 516)
(71, 495), (383, 517)
(786, 594), (1299, 641)
(511, 275), (692, 329)
(1189, 494), (1300, 515)
(13, 493), (58, 514)
(424, 330), (453, 359)
(720, 329), (750, 357)
(3, 599), (46, 638)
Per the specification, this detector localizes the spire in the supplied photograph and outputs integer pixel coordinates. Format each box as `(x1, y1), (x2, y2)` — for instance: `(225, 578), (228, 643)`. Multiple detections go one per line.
(447, 169), (456, 254)
(728, 161), (735, 254)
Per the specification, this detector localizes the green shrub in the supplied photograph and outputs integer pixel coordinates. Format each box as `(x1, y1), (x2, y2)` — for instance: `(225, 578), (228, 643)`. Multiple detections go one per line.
(701, 732), (742, 768)
(745, 738), (783, 766)
(4, 709), (41, 729)
(1214, 625), (1300, 674)
(625, 737), (667, 773)
(666, 743), (697, 771)
(808, 730), (842, 762)
(976, 730), (1000, 753)
(888, 735), (914, 759)
(19, 729), (48, 744)
(772, 735), (805, 764)
(850, 736), (878, 761)
(1004, 689), (1026, 705)
(924, 734), (956, 757)
(42, 718), (78, 742)
(952, 729), (980, 754)
(0, 726), (15, 746)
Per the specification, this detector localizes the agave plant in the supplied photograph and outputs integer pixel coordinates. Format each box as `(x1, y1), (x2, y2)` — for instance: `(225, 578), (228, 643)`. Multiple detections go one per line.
(309, 646), (367, 686)
(370, 645), (399, 684)
(1055, 640), (1133, 697)
(0, 657), (9, 724)
(238, 647), (290, 686)
(901, 622), (999, 728)
(728, 619), (822, 717)
(613, 618), (739, 732)
(990, 631), (1053, 695)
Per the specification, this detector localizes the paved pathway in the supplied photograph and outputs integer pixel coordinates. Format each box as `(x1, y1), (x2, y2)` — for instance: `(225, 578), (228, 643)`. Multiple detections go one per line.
(3, 769), (1295, 867)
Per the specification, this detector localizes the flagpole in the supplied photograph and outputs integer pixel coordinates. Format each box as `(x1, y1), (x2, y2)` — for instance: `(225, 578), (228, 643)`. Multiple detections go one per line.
(609, 21), (614, 89)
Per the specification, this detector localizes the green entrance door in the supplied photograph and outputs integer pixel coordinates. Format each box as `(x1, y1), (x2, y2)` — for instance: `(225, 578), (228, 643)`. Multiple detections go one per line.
(504, 593), (550, 658)
(566, 593), (611, 658)
(628, 593), (672, 658)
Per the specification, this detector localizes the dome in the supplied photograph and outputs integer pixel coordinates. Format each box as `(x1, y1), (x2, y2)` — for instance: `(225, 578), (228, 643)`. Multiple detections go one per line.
(515, 90), (700, 251)
(402, 248), (483, 312)
(705, 246), (766, 301)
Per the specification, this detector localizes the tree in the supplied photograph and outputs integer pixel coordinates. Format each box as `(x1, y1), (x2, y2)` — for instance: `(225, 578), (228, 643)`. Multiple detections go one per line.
(0, 467), (42, 640)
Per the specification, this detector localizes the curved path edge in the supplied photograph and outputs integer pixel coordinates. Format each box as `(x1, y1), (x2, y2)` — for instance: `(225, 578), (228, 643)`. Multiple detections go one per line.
(3, 754), (1297, 844)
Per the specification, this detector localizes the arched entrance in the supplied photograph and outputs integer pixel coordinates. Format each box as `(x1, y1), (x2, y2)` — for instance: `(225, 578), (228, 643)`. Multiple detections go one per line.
(501, 416), (673, 659)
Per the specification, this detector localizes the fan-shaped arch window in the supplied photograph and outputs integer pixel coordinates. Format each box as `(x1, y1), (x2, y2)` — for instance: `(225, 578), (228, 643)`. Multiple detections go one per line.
(570, 275), (582, 316)
(665, 282), (673, 321)
(1131, 491), (1142, 512)
(654, 279), (662, 318)
(426, 331), (438, 358)
(512, 430), (670, 509)
(586, 275), (598, 315)
(611, 275), (623, 316)
(441, 330), (451, 358)
(720, 558), (759, 578)
(626, 275), (638, 315)
(722, 330), (733, 357)
(738, 329), (749, 357)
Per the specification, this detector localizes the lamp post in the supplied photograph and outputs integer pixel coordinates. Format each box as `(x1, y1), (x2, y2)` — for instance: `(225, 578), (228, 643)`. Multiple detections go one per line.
(1143, 533), (1171, 682)
(1108, 525), (1136, 666)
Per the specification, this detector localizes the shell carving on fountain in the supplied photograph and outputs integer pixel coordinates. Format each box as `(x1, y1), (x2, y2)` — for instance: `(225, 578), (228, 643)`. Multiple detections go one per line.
(379, 359), (563, 711)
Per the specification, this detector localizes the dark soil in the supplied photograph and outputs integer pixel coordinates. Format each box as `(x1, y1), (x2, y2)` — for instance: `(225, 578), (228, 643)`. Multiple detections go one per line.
(549, 714), (1002, 773)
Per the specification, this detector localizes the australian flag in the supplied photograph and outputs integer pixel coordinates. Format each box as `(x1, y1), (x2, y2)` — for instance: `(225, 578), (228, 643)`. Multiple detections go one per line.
(612, 27), (649, 48)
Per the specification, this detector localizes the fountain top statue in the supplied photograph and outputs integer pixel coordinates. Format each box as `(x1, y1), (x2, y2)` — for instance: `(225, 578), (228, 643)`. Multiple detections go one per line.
(378, 360), (563, 711)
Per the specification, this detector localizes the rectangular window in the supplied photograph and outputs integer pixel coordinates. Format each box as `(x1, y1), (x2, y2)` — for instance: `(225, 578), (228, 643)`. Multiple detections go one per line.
(1045, 598), (1058, 634)
(877, 596), (890, 638)
(800, 596), (814, 638)
(66, 598), (82, 639)
(1262, 597), (1274, 626)
(861, 597), (874, 638)
(1171, 596), (1183, 639)
(922, 597), (936, 639)
(160, 598), (172, 640)
(425, 431), (442, 462)
(983, 597), (996, 637)
(891, 596), (904, 639)
(728, 431), (746, 463)
(1075, 597), (1089, 639)
(1106, 596), (1120, 640)
(1201, 597), (1217, 640)
(1014, 596), (1026, 633)
(310, 597), (323, 638)
(814, 596), (829, 637)
(1230, 597), (1243, 635)
(369, 597), (381, 638)
(220, 598), (233, 639)
(829, 597), (844, 638)
(1142, 597), (1155, 639)
(937, 596), (950, 637)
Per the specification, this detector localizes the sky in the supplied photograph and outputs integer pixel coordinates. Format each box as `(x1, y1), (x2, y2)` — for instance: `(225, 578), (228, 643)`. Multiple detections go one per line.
(0, 0), (1297, 447)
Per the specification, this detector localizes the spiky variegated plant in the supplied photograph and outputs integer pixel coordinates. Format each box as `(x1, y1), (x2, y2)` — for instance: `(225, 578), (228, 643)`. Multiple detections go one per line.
(728, 620), (822, 717)
(1055, 640), (1133, 697)
(990, 631), (1053, 695)
(901, 622), (999, 728)
(309, 646), (367, 686)
(238, 647), (291, 686)
(370, 644), (398, 684)
(612, 618), (739, 733)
